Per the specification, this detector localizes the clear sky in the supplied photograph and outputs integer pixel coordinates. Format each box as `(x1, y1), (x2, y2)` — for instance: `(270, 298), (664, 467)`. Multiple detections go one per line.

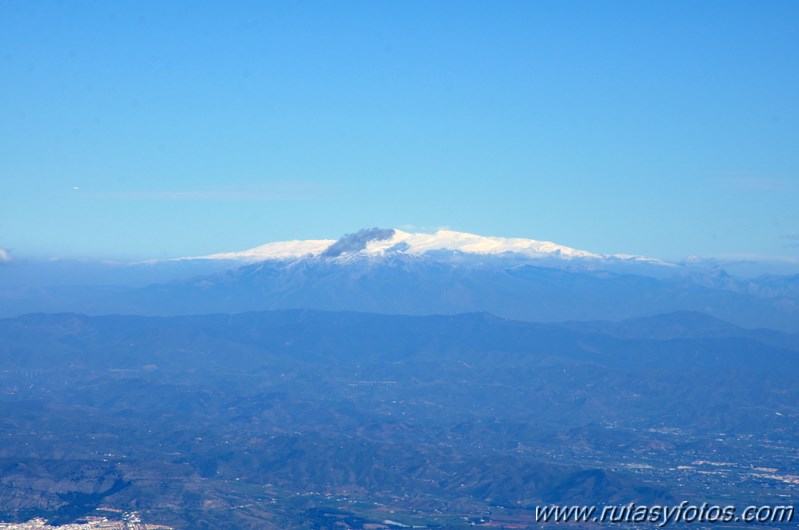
(1, 1), (797, 262)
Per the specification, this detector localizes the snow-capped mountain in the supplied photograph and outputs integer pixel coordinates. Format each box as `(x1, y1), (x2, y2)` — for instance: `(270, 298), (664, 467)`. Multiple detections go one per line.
(182, 228), (669, 266)
(2, 227), (798, 331)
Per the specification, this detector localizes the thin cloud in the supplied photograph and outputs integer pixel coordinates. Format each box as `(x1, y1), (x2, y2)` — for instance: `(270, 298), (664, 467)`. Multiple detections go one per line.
(708, 252), (799, 264)
(79, 183), (337, 202)
(715, 176), (794, 192)
(0, 249), (11, 263)
(781, 232), (799, 248)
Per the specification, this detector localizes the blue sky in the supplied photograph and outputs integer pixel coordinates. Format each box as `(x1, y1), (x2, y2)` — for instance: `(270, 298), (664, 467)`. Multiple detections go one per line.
(1, 1), (797, 261)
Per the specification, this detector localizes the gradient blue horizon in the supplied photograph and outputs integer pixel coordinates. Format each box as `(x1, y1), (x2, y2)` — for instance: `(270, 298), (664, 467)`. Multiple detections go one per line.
(1, 1), (797, 262)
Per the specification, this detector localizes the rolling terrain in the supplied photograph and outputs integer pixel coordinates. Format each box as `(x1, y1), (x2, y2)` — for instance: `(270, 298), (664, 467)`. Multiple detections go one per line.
(0, 310), (796, 528)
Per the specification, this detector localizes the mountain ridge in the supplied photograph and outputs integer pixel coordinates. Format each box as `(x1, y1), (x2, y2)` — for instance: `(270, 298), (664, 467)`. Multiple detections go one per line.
(2, 228), (798, 331)
(179, 227), (671, 266)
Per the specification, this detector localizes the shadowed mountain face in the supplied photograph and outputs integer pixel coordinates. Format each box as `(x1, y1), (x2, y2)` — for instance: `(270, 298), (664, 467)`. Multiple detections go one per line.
(0, 310), (797, 528)
(2, 254), (799, 332)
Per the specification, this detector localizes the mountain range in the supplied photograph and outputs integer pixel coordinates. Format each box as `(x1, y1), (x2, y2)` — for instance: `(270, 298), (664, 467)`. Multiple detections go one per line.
(1, 228), (797, 331)
(1, 229), (798, 527)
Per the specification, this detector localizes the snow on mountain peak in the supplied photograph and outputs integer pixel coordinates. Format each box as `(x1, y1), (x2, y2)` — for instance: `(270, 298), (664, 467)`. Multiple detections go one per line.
(360, 229), (602, 259)
(192, 238), (335, 262)
(179, 228), (667, 265)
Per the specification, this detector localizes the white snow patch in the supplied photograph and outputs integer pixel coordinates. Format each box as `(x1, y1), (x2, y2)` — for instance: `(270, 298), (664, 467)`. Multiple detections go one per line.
(362, 229), (602, 259)
(179, 239), (335, 262)
(177, 228), (669, 264)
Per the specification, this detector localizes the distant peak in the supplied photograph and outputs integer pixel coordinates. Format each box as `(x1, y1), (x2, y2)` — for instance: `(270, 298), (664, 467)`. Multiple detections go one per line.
(178, 227), (669, 266)
(359, 229), (603, 259)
